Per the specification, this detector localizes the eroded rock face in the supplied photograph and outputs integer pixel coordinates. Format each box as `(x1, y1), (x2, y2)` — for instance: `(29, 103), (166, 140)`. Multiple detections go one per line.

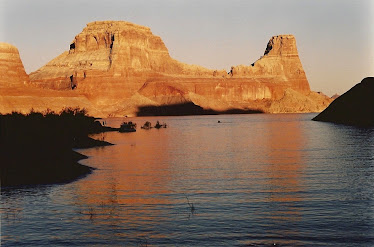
(22, 21), (332, 116)
(0, 42), (29, 86)
(29, 21), (212, 90)
(0, 42), (102, 115)
(133, 34), (322, 113)
(229, 35), (310, 94)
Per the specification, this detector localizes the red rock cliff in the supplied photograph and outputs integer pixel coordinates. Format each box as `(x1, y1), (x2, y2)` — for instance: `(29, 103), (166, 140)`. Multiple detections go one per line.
(0, 42), (102, 115)
(229, 35), (310, 93)
(30, 21), (212, 88)
(26, 21), (331, 116)
(0, 42), (29, 86)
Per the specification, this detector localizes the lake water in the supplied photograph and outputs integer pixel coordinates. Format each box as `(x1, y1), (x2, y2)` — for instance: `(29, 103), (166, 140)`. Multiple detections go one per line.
(2, 113), (374, 246)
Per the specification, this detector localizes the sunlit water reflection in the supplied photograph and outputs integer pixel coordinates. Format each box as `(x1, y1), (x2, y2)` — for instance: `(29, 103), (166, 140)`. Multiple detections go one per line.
(2, 113), (374, 246)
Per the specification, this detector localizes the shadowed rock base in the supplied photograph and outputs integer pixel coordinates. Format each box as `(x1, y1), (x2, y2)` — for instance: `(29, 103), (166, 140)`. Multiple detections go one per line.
(136, 102), (263, 116)
(313, 77), (374, 127)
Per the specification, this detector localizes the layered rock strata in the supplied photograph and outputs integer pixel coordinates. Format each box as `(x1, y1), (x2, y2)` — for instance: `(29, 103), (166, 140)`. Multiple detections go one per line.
(0, 43), (102, 115)
(5, 21), (331, 116)
(0, 43), (29, 86)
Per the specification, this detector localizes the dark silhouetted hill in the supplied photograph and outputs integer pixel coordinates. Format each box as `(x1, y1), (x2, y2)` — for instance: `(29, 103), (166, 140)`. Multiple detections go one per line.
(313, 77), (374, 126)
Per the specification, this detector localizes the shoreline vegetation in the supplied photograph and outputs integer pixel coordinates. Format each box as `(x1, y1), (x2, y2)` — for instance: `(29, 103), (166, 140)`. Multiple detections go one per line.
(0, 108), (116, 188)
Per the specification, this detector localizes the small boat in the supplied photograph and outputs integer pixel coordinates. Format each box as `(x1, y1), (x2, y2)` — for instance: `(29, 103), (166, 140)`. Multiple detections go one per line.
(119, 121), (136, 132)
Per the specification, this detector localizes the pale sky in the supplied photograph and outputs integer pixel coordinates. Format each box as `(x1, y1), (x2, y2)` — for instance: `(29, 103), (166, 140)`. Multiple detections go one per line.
(1, 0), (373, 96)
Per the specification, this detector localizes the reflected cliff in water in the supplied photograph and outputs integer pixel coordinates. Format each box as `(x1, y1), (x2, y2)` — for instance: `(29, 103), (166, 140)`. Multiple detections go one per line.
(3, 114), (374, 246)
(70, 122), (174, 241)
(263, 115), (306, 245)
(72, 115), (309, 244)
(265, 114), (305, 202)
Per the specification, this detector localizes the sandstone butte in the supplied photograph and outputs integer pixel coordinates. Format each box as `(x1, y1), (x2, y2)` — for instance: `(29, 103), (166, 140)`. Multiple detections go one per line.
(1, 21), (332, 117)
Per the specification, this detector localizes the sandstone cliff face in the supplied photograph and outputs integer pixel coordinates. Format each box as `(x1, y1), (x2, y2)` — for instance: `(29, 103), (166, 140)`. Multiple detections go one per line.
(134, 34), (324, 113)
(268, 90), (333, 113)
(13, 21), (331, 116)
(229, 35), (310, 94)
(0, 43), (102, 115)
(29, 21), (213, 90)
(0, 42), (29, 87)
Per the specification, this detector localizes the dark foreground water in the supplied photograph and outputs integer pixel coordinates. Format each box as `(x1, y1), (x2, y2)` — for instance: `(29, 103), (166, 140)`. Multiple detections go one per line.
(2, 113), (374, 246)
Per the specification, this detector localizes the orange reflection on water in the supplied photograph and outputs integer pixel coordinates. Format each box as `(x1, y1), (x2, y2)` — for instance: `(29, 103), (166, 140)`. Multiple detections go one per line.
(67, 115), (308, 244)
(233, 114), (307, 246)
(262, 114), (306, 242)
(70, 122), (174, 240)
(265, 115), (306, 202)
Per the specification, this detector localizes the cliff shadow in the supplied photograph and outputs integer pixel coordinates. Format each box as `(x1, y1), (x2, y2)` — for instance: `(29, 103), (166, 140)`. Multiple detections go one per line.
(136, 102), (263, 116)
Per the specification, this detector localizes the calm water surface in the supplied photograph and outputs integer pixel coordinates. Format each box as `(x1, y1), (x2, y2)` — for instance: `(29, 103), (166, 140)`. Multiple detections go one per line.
(2, 113), (374, 246)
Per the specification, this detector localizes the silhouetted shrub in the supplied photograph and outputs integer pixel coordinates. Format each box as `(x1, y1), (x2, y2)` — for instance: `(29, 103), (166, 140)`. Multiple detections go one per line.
(0, 108), (112, 187)
(141, 121), (152, 129)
